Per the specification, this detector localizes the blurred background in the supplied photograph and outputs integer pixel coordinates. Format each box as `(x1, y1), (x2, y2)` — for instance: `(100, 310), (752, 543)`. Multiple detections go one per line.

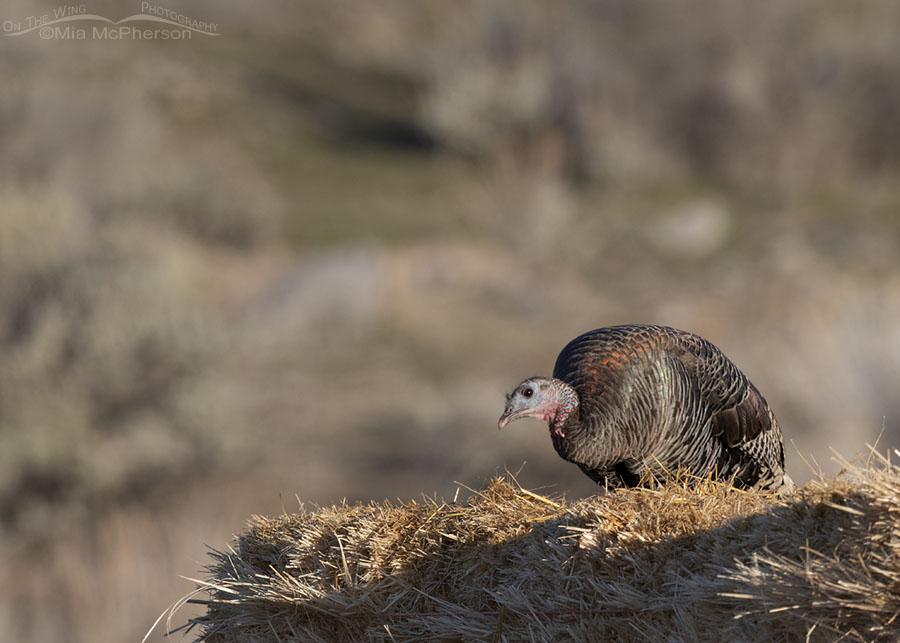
(1, 1), (900, 641)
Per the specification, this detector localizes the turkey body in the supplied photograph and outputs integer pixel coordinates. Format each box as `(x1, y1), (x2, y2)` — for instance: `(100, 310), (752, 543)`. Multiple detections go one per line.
(550, 324), (790, 490)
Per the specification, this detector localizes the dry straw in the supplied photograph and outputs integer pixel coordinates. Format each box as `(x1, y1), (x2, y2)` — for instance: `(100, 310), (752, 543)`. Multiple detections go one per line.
(170, 449), (900, 642)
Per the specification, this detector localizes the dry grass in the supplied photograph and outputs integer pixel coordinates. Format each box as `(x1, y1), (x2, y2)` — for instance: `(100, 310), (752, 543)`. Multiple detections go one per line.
(175, 451), (900, 642)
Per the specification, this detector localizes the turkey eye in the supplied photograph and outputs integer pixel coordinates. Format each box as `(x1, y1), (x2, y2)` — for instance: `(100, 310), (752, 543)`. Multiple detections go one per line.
(522, 387), (533, 398)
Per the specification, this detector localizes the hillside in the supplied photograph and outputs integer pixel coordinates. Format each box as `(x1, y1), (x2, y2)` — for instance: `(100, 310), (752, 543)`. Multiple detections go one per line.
(3, 2), (900, 641)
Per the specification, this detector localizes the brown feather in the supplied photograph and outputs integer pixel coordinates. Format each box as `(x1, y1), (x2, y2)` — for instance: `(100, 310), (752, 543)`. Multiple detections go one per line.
(543, 324), (790, 491)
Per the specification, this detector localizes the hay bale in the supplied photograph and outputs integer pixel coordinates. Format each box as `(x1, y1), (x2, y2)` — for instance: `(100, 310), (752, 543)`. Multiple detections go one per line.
(187, 453), (900, 642)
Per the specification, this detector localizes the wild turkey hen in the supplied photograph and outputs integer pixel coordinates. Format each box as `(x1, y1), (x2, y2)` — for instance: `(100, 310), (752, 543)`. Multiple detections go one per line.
(499, 324), (792, 491)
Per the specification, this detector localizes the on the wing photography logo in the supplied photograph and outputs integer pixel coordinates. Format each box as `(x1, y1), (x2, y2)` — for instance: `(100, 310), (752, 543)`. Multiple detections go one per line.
(3, 3), (219, 40)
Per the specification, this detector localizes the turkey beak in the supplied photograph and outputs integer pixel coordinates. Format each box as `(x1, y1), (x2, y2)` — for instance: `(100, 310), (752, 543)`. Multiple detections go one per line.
(498, 405), (521, 430)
